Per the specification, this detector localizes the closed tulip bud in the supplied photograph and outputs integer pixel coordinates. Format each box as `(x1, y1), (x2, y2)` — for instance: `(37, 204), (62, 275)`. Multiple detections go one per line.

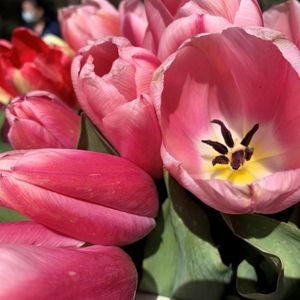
(6, 91), (80, 150)
(0, 222), (136, 300)
(58, 0), (120, 51)
(0, 149), (159, 245)
(0, 244), (137, 300)
(72, 36), (162, 178)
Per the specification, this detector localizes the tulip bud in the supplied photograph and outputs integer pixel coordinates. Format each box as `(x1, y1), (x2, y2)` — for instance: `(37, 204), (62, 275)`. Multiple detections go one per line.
(6, 91), (80, 150)
(72, 36), (163, 178)
(0, 244), (137, 300)
(0, 149), (158, 245)
(58, 1), (120, 51)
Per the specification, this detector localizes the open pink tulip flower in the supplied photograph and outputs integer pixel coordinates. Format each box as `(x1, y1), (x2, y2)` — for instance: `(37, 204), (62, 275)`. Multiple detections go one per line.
(0, 28), (77, 107)
(72, 36), (162, 178)
(263, 0), (300, 48)
(58, 0), (120, 52)
(0, 149), (158, 245)
(153, 27), (300, 214)
(6, 91), (80, 150)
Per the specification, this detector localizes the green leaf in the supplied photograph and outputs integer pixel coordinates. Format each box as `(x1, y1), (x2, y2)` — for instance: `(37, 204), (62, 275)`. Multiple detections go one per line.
(0, 108), (12, 153)
(139, 173), (232, 300)
(0, 207), (28, 222)
(259, 0), (288, 11)
(76, 113), (118, 155)
(224, 214), (300, 299)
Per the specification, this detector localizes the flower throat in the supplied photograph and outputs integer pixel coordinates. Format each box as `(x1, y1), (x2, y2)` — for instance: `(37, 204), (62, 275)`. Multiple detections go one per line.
(202, 120), (259, 170)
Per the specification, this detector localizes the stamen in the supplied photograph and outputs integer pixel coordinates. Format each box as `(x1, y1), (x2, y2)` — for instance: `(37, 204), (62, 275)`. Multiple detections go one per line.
(212, 155), (229, 166)
(201, 140), (228, 155)
(241, 124), (259, 147)
(244, 147), (254, 161)
(202, 120), (259, 171)
(231, 150), (244, 170)
(211, 119), (234, 147)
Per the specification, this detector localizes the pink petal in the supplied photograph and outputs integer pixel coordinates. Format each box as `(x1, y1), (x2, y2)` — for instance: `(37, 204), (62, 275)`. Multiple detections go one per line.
(0, 175), (156, 246)
(178, 0), (240, 21)
(157, 15), (205, 61)
(161, 0), (189, 15)
(263, 0), (300, 46)
(233, 0), (263, 27)
(59, 4), (120, 51)
(101, 95), (163, 178)
(7, 119), (62, 149)
(83, 0), (119, 13)
(0, 244), (136, 300)
(0, 221), (83, 248)
(0, 149), (158, 218)
(245, 27), (300, 76)
(144, 0), (174, 54)
(119, 0), (148, 47)
(71, 37), (133, 127)
(253, 170), (300, 213)
(121, 13), (148, 46)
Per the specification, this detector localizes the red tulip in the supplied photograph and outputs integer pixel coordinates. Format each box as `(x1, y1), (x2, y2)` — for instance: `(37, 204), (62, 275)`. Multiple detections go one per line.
(6, 91), (80, 150)
(72, 36), (162, 178)
(0, 149), (158, 245)
(0, 28), (77, 106)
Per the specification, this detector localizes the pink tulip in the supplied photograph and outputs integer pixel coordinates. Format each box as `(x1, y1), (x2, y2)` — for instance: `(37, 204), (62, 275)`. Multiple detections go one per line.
(0, 28), (77, 107)
(0, 245), (137, 300)
(72, 36), (162, 178)
(58, 0), (120, 51)
(0, 221), (84, 247)
(153, 27), (300, 214)
(0, 221), (136, 300)
(119, 0), (148, 47)
(176, 0), (262, 24)
(0, 148), (158, 245)
(6, 91), (80, 150)
(143, 0), (263, 60)
(263, 0), (300, 48)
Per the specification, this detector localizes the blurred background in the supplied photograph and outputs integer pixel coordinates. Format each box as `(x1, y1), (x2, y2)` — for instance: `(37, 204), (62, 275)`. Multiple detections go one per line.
(0, 0), (121, 39)
(0, 0), (293, 40)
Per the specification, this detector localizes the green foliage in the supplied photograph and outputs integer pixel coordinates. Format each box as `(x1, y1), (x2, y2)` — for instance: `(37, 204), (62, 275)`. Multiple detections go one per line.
(224, 214), (300, 299)
(140, 173), (232, 300)
(0, 207), (28, 222)
(140, 173), (300, 299)
(0, 109), (12, 153)
(76, 112), (118, 155)
(259, 0), (289, 11)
